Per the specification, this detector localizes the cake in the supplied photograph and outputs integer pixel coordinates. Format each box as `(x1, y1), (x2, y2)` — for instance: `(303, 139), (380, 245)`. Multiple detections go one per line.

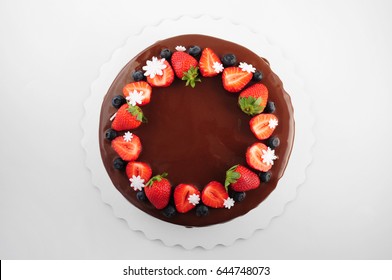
(99, 34), (294, 227)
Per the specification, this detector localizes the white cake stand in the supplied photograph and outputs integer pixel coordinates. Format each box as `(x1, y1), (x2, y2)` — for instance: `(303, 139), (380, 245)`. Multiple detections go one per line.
(81, 15), (315, 249)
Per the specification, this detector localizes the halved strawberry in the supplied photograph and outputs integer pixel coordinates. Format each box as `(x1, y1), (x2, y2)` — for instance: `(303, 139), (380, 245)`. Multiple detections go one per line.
(201, 181), (228, 208)
(222, 67), (253, 93)
(249, 113), (278, 140)
(199, 47), (222, 77)
(238, 83), (268, 115)
(123, 81), (152, 106)
(145, 173), (171, 209)
(111, 104), (146, 131)
(146, 60), (174, 87)
(174, 184), (200, 213)
(225, 164), (260, 192)
(246, 143), (277, 172)
(126, 161), (152, 183)
(111, 133), (142, 161)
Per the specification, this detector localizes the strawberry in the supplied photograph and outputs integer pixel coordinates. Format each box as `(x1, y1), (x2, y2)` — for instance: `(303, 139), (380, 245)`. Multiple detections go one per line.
(249, 113), (278, 140)
(126, 161), (152, 183)
(222, 67), (253, 93)
(225, 165), (260, 192)
(199, 47), (222, 77)
(171, 51), (200, 87)
(111, 133), (142, 161)
(145, 173), (171, 209)
(238, 83), (268, 115)
(173, 184), (201, 213)
(146, 60), (175, 87)
(246, 143), (276, 172)
(122, 81), (152, 106)
(111, 104), (146, 131)
(201, 181), (228, 208)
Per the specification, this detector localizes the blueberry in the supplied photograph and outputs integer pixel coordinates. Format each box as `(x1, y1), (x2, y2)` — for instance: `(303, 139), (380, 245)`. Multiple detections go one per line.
(188, 45), (201, 57)
(196, 205), (209, 217)
(136, 190), (147, 202)
(264, 101), (276, 113)
(105, 128), (117, 141)
(111, 95), (126, 108)
(233, 191), (246, 202)
(221, 54), (237, 67)
(113, 158), (126, 170)
(259, 171), (272, 183)
(252, 70), (263, 81)
(162, 205), (176, 218)
(268, 136), (280, 149)
(132, 70), (145, 81)
(160, 48), (172, 60)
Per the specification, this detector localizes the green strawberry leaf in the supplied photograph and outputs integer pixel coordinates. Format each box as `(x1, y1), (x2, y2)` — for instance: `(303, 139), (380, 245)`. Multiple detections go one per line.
(127, 105), (148, 123)
(239, 96), (265, 116)
(224, 164), (241, 191)
(146, 172), (169, 187)
(182, 66), (201, 88)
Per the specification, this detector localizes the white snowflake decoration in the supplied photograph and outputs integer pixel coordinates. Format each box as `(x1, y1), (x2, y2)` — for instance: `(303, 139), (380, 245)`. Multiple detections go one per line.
(261, 147), (278, 166)
(212, 62), (224, 73)
(188, 193), (200, 206)
(123, 131), (133, 142)
(268, 118), (279, 129)
(129, 175), (145, 191)
(175, 45), (186, 52)
(239, 62), (256, 73)
(126, 90), (144, 106)
(223, 197), (235, 209)
(142, 56), (167, 78)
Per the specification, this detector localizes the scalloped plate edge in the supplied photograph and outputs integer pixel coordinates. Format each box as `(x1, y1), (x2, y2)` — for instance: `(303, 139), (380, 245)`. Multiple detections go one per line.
(81, 14), (315, 250)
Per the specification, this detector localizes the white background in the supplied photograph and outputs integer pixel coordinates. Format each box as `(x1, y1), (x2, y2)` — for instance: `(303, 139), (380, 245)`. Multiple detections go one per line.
(1, 0), (391, 259)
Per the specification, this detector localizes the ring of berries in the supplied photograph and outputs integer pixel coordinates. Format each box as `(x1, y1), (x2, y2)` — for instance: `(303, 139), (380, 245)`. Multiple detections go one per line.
(105, 45), (280, 218)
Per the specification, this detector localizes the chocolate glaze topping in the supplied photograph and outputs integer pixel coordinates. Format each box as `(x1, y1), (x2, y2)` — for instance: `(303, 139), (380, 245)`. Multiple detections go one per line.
(99, 35), (294, 227)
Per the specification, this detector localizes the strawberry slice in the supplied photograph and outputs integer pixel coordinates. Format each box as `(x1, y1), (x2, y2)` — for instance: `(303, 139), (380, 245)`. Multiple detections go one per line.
(146, 60), (174, 87)
(222, 67), (252, 93)
(238, 83), (268, 115)
(126, 161), (152, 183)
(145, 173), (171, 210)
(246, 143), (276, 172)
(122, 81), (152, 106)
(201, 181), (228, 208)
(111, 134), (142, 161)
(111, 104), (145, 131)
(174, 184), (201, 213)
(199, 48), (222, 77)
(249, 113), (278, 140)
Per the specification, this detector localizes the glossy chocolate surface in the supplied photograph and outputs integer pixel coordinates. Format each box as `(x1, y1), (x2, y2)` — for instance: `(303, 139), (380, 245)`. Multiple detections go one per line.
(99, 35), (294, 227)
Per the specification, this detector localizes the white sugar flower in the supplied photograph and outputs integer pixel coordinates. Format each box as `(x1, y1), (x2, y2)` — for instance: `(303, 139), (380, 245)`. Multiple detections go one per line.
(223, 197), (235, 209)
(268, 118), (278, 129)
(126, 90), (144, 106)
(142, 56), (167, 78)
(239, 62), (256, 73)
(188, 193), (200, 206)
(175, 45), (186, 52)
(123, 131), (133, 142)
(212, 62), (224, 73)
(261, 147), (278, 166)
(129, 175), (145, 191)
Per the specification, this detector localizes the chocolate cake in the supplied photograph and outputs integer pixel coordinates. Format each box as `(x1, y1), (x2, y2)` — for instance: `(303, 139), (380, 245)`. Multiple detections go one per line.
(99, 34), (294, 227)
